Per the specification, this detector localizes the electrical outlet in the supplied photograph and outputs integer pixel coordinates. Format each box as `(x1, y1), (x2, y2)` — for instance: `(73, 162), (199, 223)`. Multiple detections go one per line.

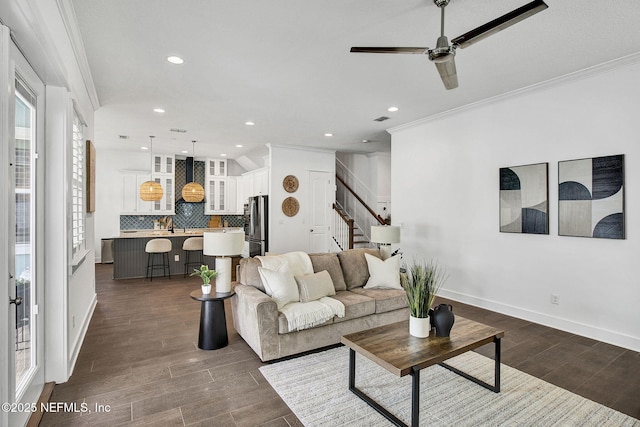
(551, 294), (560, 305)
(174, 254), (180, 262)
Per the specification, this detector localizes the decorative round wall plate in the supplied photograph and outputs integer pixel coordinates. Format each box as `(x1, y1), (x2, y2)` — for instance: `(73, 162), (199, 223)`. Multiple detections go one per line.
(283, 175), (299, 193)
(282, 197), (300, 217)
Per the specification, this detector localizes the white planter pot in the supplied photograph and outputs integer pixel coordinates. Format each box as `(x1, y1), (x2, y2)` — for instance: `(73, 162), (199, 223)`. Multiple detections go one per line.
(409, 315), (430, 338)
(201, 285), (211, 295)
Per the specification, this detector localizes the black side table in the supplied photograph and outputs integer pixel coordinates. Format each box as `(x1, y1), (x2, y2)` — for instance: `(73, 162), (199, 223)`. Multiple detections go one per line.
(189, 289), (235, 350)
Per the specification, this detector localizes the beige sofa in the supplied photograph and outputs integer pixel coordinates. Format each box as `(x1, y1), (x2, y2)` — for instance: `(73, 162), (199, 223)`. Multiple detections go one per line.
(231, 248), (409, 362)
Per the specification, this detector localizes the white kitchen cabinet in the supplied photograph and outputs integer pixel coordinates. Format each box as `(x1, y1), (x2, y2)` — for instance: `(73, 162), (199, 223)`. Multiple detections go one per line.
(242, 167), (269, 197)
(120, 172), (153, 214)
(149, 154), (175, 214)
(151, 175), (175, 214)
(207, 158), (227, 177)
(153, 154), (174, 175)
(205, 177), (227, 214)
(254, 167), (269, 195)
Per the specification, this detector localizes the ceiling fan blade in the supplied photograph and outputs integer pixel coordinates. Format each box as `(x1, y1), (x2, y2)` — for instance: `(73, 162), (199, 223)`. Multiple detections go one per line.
(435, 57), (458, 90)
(350, 47), (428, 54)
(451, 0), (548, 49)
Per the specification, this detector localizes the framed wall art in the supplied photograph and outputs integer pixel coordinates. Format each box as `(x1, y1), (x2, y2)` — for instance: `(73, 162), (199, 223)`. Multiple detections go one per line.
(558, 154), (624, 239)
(500, 162), (548, 234)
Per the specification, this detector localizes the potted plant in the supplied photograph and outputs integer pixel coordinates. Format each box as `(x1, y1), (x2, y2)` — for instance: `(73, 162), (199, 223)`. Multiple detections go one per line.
(190, 264), (218, 294)
(401, 259), (448, 338)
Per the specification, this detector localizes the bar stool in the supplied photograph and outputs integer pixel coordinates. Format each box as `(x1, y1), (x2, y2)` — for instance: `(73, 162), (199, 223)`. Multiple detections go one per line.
(145, 238), (172, 281)
(183, 237), (204, 277)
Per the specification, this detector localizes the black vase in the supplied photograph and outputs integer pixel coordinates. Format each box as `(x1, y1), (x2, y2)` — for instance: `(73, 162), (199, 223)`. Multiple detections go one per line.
(428, 308), (435, 329)
(433, 304), (455, 337)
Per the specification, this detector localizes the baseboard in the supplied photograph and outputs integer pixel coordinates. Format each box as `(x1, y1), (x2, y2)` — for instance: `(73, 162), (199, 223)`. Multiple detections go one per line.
(67, 293), (98, 377)
(439, 289), (640, 353)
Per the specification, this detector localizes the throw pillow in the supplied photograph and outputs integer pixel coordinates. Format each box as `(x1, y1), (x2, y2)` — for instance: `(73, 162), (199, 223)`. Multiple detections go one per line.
(337, 248), (381, 289)
(258, 266), (300, 309)
(295, 270), (336, 303)
(309, 253), (347, 291)
(363, 253), (401, 290)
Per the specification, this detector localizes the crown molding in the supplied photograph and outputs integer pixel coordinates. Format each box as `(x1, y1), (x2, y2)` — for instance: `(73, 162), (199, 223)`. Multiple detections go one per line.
(56, 0), (100, 110)
(388, 52), (640, 134)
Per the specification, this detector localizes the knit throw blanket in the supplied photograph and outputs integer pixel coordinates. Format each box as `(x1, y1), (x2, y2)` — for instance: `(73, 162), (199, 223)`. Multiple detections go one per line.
(279, 297), (345, 331)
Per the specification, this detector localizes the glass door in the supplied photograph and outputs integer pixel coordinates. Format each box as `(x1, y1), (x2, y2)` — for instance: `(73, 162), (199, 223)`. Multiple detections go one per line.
(13, 78), (37, 397)
(2, 27), (46, 427)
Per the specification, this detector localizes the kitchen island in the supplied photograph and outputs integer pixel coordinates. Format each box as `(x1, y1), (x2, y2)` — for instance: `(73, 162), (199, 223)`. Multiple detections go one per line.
(111, 228), (243, 280)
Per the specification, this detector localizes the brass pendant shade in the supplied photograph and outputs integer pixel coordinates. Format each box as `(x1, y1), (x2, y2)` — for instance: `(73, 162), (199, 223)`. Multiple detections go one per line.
(181, 140), (205, 202)
(139, 135), (164, 201)
(182, 182), (204, 202)
(140, 180), (164, 201)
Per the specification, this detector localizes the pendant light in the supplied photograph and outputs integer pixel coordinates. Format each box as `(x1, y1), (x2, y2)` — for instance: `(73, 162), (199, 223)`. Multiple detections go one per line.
(181, 140), (205, 202)
(139, 136), (164, 201)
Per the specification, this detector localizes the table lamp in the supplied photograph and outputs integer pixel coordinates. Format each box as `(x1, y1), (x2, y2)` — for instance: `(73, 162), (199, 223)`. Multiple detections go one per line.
(203, 231), (244, 293)
(370, 225), (401, 259)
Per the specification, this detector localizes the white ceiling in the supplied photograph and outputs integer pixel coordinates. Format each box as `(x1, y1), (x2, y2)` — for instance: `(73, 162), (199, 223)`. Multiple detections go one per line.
(71, 0), (640, 160)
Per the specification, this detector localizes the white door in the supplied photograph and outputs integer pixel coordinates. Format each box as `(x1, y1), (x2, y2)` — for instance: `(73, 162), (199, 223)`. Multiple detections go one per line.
(1, 26), (46, 427)
(308, 171), (333, 253)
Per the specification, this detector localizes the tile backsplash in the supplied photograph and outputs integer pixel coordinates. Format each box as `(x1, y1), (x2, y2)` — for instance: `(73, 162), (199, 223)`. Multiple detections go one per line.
(120, 212), (244, 230)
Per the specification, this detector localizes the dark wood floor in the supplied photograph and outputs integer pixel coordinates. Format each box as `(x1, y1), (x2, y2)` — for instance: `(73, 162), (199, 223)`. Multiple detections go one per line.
(41, 264), (639, 426)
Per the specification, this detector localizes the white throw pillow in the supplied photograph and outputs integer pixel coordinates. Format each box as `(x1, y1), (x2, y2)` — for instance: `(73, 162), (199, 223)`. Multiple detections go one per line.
(295, 270), (336, 303)
(363, 253), (401, 289)
(258, 266), (300, 309)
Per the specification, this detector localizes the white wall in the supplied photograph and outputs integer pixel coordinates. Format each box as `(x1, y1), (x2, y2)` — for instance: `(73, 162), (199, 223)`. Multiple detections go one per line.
(391, 57), (640, 351)
(269, 144), (335, 253)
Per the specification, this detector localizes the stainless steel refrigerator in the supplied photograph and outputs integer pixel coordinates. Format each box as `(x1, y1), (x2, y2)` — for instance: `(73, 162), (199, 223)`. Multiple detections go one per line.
(245, 195), (268, 257)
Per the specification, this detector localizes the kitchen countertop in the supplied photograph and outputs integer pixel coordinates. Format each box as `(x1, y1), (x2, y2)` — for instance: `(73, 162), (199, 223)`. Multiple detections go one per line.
(114, 227), (243, 239)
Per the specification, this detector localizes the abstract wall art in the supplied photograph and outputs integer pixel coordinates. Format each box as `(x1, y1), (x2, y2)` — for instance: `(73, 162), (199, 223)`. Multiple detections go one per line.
(558, 154), (625, 239)
(500, 163), (549, 234)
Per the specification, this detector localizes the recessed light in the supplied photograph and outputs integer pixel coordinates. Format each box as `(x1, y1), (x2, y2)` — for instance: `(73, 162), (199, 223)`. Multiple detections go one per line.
(181, 150), (189, 154)
(362, 139), (371, 143)
(387, 106), (399, 112)
(167, 56), (184, 64)
(220, 153), (227, 157)
(324, 133), (333, 137)
(153, 108), (165, 113)
(245, 121), (255, 126)
(141, 146), (149, 150)
(235, 144), (243, 148)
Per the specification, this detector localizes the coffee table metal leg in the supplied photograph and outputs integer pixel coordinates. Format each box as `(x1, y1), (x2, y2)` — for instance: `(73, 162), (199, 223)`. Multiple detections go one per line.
(411, 367), (420, 427)
(348, 348), (412, 427)
(439, 336), (501, 393)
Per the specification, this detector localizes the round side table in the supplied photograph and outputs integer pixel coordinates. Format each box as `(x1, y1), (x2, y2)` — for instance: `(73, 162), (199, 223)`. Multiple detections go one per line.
(189, 289), (235, 350)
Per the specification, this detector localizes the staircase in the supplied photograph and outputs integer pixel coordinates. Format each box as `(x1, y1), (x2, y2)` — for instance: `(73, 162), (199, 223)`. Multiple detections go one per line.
(332, 165), (387, 250)
(332, 204), (370, 250)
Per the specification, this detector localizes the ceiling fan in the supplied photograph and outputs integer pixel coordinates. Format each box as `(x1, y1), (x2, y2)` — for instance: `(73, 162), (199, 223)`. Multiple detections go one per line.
(351, 0), (548, 90)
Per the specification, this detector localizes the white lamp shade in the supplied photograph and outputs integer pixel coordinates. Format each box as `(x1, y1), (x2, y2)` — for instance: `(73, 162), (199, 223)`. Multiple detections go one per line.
(203, 231), (244, 256)
(370, 225), (401, 244)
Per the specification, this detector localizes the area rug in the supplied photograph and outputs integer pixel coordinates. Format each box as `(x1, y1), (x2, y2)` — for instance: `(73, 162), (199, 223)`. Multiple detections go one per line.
(259, 346), (639, 426)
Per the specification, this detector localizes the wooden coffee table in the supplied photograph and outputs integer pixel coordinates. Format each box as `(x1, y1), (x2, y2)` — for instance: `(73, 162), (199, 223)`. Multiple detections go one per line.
(341, 316), (504, 427)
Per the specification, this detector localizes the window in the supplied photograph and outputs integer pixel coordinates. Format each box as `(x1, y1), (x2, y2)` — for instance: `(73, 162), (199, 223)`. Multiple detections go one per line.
(71, 111), (86, 263)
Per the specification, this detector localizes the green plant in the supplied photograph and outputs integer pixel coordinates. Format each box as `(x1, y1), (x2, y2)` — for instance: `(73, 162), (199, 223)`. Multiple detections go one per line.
(190, 264), (218, 285)
(401, 259), (448, 318)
